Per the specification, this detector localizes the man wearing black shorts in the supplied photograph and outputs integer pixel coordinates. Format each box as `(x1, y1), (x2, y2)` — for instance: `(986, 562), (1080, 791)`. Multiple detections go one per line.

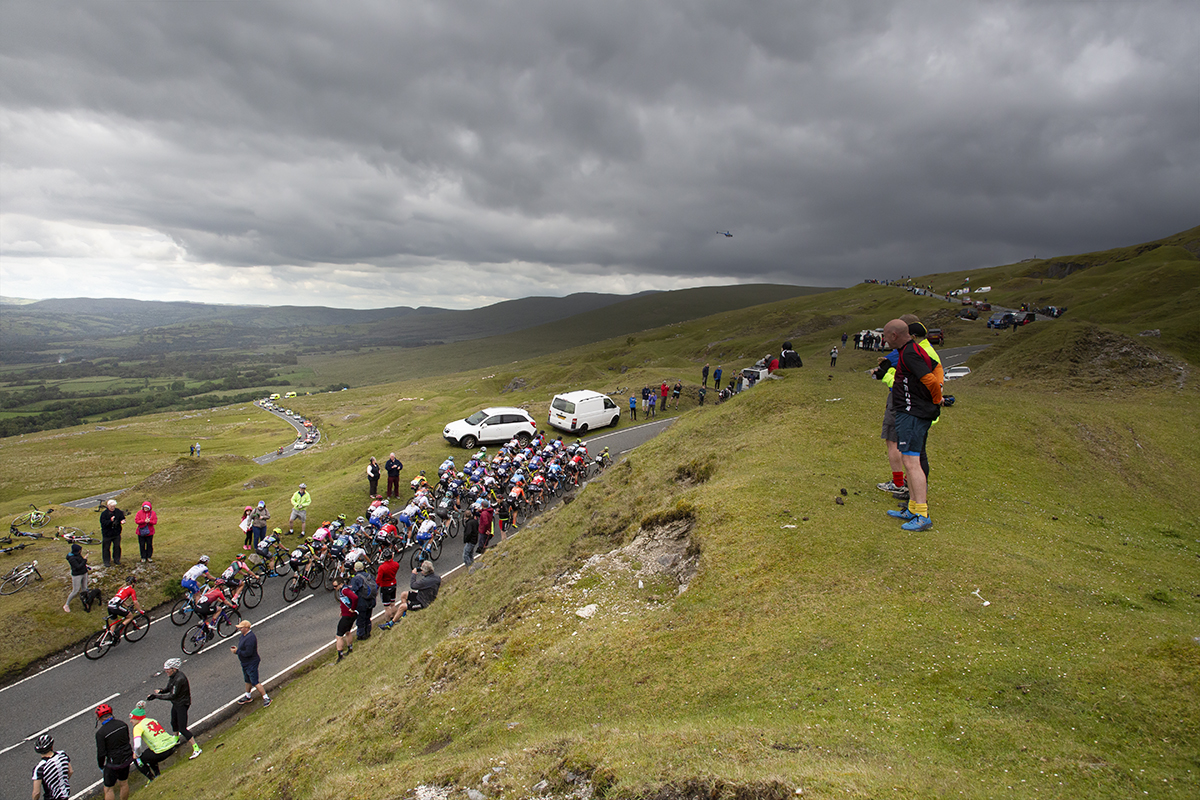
(881, 318), (943, 532)
(94, 703), (133, 800)
(376, 551), (401, 631)
(148, 658), (202, 759)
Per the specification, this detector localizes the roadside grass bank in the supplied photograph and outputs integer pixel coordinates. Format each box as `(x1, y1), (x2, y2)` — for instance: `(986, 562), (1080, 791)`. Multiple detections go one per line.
(125, 367), (1200, 799)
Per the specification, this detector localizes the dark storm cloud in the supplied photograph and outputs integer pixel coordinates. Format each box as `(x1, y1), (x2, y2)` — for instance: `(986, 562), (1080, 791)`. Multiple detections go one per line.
(1, 0), (1196, 307)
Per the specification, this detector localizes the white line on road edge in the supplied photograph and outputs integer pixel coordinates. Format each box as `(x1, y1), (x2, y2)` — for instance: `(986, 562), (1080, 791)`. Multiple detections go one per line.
(0, 691), (121, 756)
(198, 594), (312, 655)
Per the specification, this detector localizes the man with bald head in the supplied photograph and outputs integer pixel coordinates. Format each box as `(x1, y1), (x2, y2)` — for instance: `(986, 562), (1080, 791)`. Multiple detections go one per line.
(880, 319), (943, 531)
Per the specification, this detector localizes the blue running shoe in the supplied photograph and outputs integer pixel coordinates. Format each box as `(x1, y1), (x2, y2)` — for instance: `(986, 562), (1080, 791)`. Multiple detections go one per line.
(901, 515), (933, 532)
(887, 508), (916, 521)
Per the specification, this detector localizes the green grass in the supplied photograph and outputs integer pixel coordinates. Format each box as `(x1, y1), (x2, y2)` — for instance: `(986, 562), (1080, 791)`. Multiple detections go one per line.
(108, 361), (1200, 799)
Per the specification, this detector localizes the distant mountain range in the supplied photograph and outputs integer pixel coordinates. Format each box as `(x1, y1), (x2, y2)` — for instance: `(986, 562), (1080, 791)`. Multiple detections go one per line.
(0, 285), (819, 364)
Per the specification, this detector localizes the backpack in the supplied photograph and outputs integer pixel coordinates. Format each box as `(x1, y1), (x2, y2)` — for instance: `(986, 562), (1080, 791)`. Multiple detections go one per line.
(357, 575), (378, 604)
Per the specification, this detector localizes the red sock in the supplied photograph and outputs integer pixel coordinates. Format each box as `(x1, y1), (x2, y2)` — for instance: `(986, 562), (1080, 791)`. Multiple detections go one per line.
(892, 471), (905, 488)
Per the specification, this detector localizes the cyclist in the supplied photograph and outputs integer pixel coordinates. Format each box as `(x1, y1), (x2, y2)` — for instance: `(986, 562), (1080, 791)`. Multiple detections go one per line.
(219, 552), (255, 604)
(410, 470), (428, 492)
(254, 530), (284, 575)
(94, 703), (133, 800)
(105, 575), (142, 635)
(193, 582), (237, 634)
(147, 658), (201, 759)
(181, 556), (210, 603)
(31, 733), (72, 800)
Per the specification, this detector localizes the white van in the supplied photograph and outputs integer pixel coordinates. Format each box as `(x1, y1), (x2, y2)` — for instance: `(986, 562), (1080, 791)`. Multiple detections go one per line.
(548, 390), (621, 434)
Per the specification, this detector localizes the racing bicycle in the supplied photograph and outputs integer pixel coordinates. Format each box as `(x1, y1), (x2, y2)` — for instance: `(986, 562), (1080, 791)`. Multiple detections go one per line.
(10, 504), (54, 530)
(180, 605), (242, 655)
(83, 610), (150, 660)
(0, 560), (42, 595)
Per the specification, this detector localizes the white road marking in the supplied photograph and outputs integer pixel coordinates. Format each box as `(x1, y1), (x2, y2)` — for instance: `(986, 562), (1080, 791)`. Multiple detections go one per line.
(0, 691), (120, 756)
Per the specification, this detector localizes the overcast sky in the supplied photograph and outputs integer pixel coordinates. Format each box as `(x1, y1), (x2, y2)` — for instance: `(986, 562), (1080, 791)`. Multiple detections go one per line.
(1, 1), (1196, 309)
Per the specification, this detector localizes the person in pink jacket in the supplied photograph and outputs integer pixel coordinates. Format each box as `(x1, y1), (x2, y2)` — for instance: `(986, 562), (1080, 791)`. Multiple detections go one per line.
(135, 501), (158, 563)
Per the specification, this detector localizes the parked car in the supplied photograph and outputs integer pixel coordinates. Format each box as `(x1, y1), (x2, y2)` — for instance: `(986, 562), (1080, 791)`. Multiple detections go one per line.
(1016, 312), (1036, 325)
(944, 366), (972, 380)
(987, 312), (1015, 329)
(443, 406), (537, 449)
(957, 309), (979, 320)
(548, 390), (621, 433)
(926, 328), (944, 345)
(974, 301), (992, 311)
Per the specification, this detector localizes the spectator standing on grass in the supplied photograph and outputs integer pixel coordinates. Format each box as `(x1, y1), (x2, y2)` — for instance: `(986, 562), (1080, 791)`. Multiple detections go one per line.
(477, 504), (494, 554)
(63, 543), (90, 613)
(702, 363), (709, 387)
(239, 506), (253, 550)
(333, 578), (358, 660)
(628, 395), (637, 421)
(462, 507), (479, 568)
(641, 385), (650, 413)
(842, 332), (848, 347)
(194, 442), (201, 457)
(134, 501), (157, 563)
(31, 734), (71, 800)
(660, 382), (669, 410)
(349, 561), (376, 640)
(713, 365), (723, 389)
(384, 453), (403, 498)
(648, 392), (656, 418)
(249, 501), (270, 549)
(830, 346), (839, 367)
(189, 444), (195, 457)
(366, 457), (381, 496)
(672, 381), (682, 408)
(881, 318), (942, 532)
(94, 704), (132, 800)
(698, 386), (707, 406)
(230, 620), (270, 707)
(288, 483), (311, 536)
(147, 658), (202, 760)
(376, 550), (400, 627)
(99, 499), (125, 568)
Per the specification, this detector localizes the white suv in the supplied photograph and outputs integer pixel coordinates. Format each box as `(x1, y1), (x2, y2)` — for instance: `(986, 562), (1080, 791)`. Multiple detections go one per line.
(443, 406), (537, 449)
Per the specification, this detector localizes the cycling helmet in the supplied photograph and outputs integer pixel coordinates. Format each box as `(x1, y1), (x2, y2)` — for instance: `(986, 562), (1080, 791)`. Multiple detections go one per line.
(337, 514), (347, 522)
(34, 734), (54, 754)
(272, 527), (283, 535)
(164, 658), (182, 670)
(126, 574), (137, 585)
(419, 469), (426, 475)
(356, 516), (366, 524)
(198, 555), (210, 564)
(96, 703), (113, 719)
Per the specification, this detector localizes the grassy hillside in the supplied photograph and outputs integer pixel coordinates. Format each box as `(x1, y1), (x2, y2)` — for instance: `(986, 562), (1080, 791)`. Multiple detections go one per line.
(1, 228), (1197, 796)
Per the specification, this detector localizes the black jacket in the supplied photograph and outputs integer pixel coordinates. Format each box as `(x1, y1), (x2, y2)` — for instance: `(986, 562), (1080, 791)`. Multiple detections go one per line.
(66, 551), (88, 576)
(152, 670), (191, 707)
(95, 717), (133, 769)
(99, 508), (125, 538)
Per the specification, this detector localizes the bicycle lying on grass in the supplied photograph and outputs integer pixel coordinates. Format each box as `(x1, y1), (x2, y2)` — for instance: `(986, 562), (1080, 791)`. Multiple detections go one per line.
(11, 504), (54, 530)
(83, 609), (151, 660)
(0, 560), (42, 594)
(55, 528), (95, 544)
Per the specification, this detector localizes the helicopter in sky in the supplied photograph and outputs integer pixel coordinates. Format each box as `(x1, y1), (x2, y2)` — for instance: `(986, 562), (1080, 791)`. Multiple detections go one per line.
(717, 231), (733, 237)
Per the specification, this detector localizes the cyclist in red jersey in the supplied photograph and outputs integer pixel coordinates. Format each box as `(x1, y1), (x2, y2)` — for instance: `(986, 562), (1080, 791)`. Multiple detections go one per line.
(105, 576), (142, 633)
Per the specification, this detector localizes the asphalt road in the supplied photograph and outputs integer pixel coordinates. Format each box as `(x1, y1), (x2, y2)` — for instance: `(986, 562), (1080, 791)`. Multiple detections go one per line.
(0, 416), (673, 799)
(252, 404), (321, 465)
